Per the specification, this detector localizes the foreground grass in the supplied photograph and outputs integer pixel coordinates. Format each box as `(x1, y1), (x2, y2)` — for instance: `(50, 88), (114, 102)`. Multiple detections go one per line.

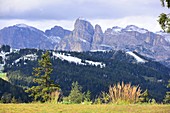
(0, 104), (170, 113)
(0, 73), (8, 81)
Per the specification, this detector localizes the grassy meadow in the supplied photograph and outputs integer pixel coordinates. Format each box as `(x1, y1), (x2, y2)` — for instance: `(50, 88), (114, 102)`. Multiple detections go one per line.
(0, 104), (170, 113)
(0, 73), (8, 81)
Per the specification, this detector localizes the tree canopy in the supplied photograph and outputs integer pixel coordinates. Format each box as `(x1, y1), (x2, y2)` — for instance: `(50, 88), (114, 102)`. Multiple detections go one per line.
(159, 0), (170, 32)
(26, 51), (60, 102)
(67, 81), (84, 104)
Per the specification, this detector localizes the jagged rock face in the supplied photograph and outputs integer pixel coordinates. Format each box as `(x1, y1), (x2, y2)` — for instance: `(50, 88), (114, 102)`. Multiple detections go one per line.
(73, 18), (94, 43)
(100, 26), (170, 63)
(91, 24), (104, 50)
(58, 18), (94, 51)
(45, 26), (71, 38)
(45, 26), (71, 50)
(58, 35), (89, 52)
(0, 19), (170, 67)
(0, 24), (55, 49)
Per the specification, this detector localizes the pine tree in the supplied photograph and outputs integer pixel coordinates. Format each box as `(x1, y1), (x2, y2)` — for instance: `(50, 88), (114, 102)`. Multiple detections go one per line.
(84, 90), (91, 102)
(101, 91), (110, 104)
(68, 81), (83, 104)
(139, 89), (149, 103)
(11, 96), (17, 103)
(161, 0), (170, 8)
(26, 51), (59, 102)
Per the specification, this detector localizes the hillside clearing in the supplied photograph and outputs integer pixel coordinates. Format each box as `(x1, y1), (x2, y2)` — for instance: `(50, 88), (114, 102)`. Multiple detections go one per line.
(0, 73), (8, 81)
(0, 104), (170, 113)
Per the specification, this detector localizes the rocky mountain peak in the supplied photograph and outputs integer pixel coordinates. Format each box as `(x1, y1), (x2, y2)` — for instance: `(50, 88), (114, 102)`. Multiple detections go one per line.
(124, 25), (149, 34)
(94, 24), (103, 33)
(0, 24), (54, 49)
(15, 24), (31, 28)
(74, 18), (94, 35)
(156, 31), (170, 43)
(112, 26), (123, 33)
(91, 24), (104, 50)
(1, 19), (170, 67)
(45, 25), (71, 38)
(12, 24), (41, 32)
(72, 18), (94, 43)
(57, 18), (95, 51)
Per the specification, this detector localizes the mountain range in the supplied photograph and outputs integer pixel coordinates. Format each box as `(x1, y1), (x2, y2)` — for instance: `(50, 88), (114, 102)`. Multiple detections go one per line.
(0, 18), (170, 68)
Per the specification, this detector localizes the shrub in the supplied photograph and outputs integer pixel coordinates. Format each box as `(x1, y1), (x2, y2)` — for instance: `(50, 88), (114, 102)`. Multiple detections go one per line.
(109, 82), (141, 104)
(50, 90), (61, 103)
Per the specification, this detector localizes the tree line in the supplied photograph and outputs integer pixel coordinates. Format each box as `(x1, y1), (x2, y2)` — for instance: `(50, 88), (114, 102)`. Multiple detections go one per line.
(23, 52), (170, 104)
(1, 46), (170, 103)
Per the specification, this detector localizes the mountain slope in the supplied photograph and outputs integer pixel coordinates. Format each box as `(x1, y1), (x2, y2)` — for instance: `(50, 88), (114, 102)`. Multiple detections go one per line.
(0, 24), (55, 49)
(0, 19), (170, 67)
(58, 18), (94, 51)
(1, 46), (169, 102)
(0, 78), (29, 103)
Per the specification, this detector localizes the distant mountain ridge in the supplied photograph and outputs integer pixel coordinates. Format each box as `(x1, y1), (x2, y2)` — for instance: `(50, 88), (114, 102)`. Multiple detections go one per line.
(0, 18), (170, 67)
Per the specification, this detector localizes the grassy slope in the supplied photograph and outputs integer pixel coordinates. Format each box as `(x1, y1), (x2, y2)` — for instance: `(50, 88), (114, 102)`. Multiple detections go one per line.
(0, 104), (170, 113)
(0, 73), (8, 81)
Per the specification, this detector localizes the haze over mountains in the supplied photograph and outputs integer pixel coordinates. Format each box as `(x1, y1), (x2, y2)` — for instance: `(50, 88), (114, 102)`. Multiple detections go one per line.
(0, 18), (170, 102)
(0, 18), (170, 67)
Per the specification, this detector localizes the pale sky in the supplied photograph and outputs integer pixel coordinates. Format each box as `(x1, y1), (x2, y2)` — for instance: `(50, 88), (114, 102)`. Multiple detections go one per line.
(0, 0), (169, 32)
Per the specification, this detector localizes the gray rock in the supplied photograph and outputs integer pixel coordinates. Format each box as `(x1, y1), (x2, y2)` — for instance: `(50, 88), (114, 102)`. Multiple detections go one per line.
(45, 26), (71, 38)
(0, 24), (54, 50)
(58, 18), (94, 51)
(0, 19), (170, 67)
(91, 24), (104, 50)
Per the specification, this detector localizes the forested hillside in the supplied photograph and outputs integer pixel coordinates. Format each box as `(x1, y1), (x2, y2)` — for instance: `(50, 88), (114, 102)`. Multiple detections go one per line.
(0, 78), (29, 103)
(0, 45), (170, 102)
(1, 47), (170, 101)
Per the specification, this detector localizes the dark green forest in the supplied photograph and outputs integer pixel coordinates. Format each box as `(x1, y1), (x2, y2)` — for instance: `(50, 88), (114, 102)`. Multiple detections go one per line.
(0, 78), (29, 103)
(0, 45), (170, 103)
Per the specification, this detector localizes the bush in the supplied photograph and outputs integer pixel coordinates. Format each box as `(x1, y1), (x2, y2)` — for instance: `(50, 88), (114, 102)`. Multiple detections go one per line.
(109, 82), (141, 104)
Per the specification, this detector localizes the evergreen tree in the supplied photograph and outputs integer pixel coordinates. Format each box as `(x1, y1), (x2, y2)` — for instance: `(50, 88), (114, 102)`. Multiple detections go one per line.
(84, 90), (91, 102)
(159, 0), (170, 32)
(26, 51), (59, 102)
(11, 96), (17, 103)
(0, 45), (10, 52)
(139, 89), (149, 103)
(101, 91), (110, 104)
(68, 81), (83, 104)
(161, 0), (170, 8)
(163, 80), (170, 103)
(1, 93), (12, 103)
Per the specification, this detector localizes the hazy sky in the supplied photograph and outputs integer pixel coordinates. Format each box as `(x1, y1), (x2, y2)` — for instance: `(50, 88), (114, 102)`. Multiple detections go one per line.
(0, 0), (169, 32)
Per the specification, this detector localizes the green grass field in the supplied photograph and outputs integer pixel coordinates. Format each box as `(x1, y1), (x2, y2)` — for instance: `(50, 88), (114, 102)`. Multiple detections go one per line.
(0, 104), (170, 113)
(0, 73), (8, 81)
